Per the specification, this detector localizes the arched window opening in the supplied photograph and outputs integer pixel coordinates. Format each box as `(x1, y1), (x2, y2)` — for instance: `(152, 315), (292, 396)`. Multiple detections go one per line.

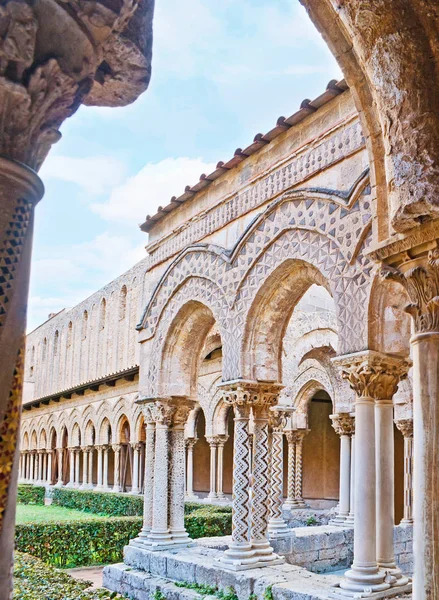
(82, 310), (88, 340)
(99, 298), (106, 330)
(54, 330), (59, 356)
(119, 285), (127, 321)
(67, 322), (73, 347)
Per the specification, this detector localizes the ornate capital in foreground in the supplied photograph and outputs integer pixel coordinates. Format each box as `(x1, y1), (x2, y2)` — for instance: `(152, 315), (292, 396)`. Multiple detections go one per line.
(137, 396), (195, 427)
(330, 413), (355, 436)
(333, 351), (411, 400)
(380, 246), (439, 334)
(395, 418), (414, 438)
(0, 0), (154, 170)
(219, 380), (284, 409)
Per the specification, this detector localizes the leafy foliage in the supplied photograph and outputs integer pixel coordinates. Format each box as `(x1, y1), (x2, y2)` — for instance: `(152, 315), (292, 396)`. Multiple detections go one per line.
(305, 516), (318, 526)
(184, 502), (231, 515)
(263, 586), (274, 600)
(174, 581), (238, 600)
(13, 552), (123, 599)
(17, 484), (45, 506)
(15, 516), (143, 568)
(52, 488), (143, 516)
(184, 507), (232, 538)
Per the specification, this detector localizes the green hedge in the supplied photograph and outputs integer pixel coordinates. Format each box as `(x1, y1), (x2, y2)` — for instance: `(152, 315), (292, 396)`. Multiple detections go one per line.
(13, 552), (123, 599)
(52, 488), (143, 516)
(17, 484), (45, 506)
(15, 517), (142, 568)
(184, 501), (232, 515)
(185, 508), (232, 538)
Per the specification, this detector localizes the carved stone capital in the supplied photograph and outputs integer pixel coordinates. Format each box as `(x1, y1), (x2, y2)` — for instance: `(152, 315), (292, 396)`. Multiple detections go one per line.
(130, 442), (142, 452)
(112, 444), (121, 454)
(333, 351), (411, 400)
(138, 396), (194, 427)
(330, 413), (355, 436)
(395, 418), (414, 438)
(0, 0), (153, 170)
(206, 436), (221, 447)
(219, 380), (284, 409)
(269, 405), (295, 432)
(185, 437), (198, 449)
(380, 246), (439, 334)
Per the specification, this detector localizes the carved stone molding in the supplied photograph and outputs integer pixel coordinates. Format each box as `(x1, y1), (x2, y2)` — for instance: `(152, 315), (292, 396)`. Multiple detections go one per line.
(333, 351), (411, 400)
(137, 396), (194, 427)
(330, 413), (355, 437)
(381, 247), (439, 334)
(219, 380), (284, 409)
(395, 418), (414, 438)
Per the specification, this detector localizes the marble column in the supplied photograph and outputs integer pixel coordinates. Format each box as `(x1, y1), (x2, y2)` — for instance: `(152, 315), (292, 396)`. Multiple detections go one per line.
(47, 451), (52, 486)
(80, 448), (88, 489)
(130, 443), (141, 495)
(112, 444), (121, 493)
(37, 452), (43, 484)
(218, 381), (283, 570)
(216, 435), (229, 502)
(345, 429), (356, 526)
(55, 449), (63, 487)
(184, 438), (199, 502)
(283, 431), (297, 508)
(68, 449), (75, 487)
(134, 418), (155, 544)
(95, 446), (103, 491)
(268, 406), (293, 537)
(395, 419), (414, 524)
(88, 447), (94, 488)
(294, 430), (308, 507)
(169, 406), (194, 546)
(26, 453), (31, 481)
(334, 351), (411, 597)
(381, 243), (439, 599)
(206, 437), (218, 501)
(102, 446), (109, 490)
(330, 413), (355, 525)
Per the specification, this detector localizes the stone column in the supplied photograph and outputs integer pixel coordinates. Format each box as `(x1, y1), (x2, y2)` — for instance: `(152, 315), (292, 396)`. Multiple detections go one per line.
(26, 453), (30, 481)
(130, 443), (141, 495)
(184, 438), (199, 502)
(47, 451), (52, 486)
(334, 351), (410, 596)
(268, 406), (293, 537)
(103, 446), (109, 491)
(294, 430), (308, 507)
(88, 447), (94, 488)
(80, 448), (88, 489)
(330, 413), (355, 525)
(37, 452), (43, 484)
(283, 431), (297, 508)
(206, 437), (218, 501)
(218, 381), (283, 570)
(133, 415), (155, 544)
(216, 435), (229, 502)
(74, 449), (80, 488)
(395, 419), (414, 524)
(375, 356), (411, 586)
(112, 445), (121, 493)
(381, 242), (439, 599)
(168, 401), (194, 546)
(345, 427), (356, 526)
(55, 449), (63, 487)
(68, 449), (75, 487)
(95, 446), (103, 491)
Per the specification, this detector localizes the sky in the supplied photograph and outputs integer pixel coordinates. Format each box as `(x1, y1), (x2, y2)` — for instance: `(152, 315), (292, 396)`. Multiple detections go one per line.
(29, 0), (342, 331)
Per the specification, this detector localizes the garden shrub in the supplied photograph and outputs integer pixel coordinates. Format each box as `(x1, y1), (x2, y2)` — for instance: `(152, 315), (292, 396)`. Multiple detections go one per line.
(184, 501), (232, 515)
(184, 507), (232, 538)
(13, 552), (123, 599)
(15, 516), (143, 568)
(52, 487), (143, 516)
(17, 484), (45, 506)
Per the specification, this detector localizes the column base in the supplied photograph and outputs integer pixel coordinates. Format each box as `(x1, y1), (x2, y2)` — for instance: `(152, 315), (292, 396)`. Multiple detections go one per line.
(54, 481), (64, 488)
(267, 519), (293, 538)
(329, 514), (349, 527)
(344, 514), (355, 526)
(335, 564), (393, 597)
(329, 583), (412, 599)
(283, 500), (299, 510)
(184, 494), (200, 502)
(112, 486), (121, 493)
(129, 489), (140, 495)
(204, 494), (218, 503)
(215, 542), (259, 571)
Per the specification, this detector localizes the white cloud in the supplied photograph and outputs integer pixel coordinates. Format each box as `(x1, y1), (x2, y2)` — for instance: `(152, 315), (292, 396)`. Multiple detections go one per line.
(91, 157), (216, 224)
(28, 232), (146, 331)
(39, 155), (128, 196)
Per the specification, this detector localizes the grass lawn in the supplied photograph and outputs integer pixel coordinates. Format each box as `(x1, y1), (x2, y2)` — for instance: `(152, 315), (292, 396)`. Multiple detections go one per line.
(16, 504), (110, 523)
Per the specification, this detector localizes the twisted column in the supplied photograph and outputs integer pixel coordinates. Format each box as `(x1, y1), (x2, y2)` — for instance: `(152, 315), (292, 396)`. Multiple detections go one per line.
(268, 406), (293, 537)
(395, 419), (414, 524)
(294, 430), (308, 507)
(218, 381), (283, 570)
(185, 438), (199, 502)
(330, 413), (355, 525)
(135, 421), (155, 542)
(112, 445), (121, 493)
(284, 431), (297, 508)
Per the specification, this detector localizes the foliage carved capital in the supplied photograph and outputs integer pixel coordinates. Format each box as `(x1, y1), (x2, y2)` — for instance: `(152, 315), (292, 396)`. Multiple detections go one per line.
(395, 418), (413, 438)
(330, 413), (355, 436)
